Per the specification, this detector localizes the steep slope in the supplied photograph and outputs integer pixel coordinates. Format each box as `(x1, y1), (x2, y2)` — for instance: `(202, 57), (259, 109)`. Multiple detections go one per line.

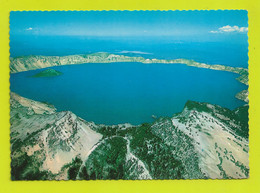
(76, 136), (152, 180)
(10, 92), (102, 180)
(10, 53), (145, 73)
(170, 101), (249, 178)
(10, 93), (249, 180)
(79, 102), (249, 179)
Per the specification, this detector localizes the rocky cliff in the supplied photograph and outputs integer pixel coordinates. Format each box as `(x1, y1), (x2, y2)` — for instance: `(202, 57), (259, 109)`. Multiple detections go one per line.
(10, 93), (249, 180)
(10, 92), (102, 180)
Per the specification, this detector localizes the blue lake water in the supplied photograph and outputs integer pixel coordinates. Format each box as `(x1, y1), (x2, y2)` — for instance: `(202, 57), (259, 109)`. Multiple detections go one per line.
(10, 62), (247, 125)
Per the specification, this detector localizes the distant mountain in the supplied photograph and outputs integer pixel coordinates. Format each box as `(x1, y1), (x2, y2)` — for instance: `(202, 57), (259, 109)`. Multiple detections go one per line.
(10, 92), (249, 180)
(31, 69), (63, 78)
(10, 53), (145, 73)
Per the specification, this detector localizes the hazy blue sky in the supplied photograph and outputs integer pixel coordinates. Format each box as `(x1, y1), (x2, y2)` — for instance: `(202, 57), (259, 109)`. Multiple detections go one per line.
(10, 10), (248, 37)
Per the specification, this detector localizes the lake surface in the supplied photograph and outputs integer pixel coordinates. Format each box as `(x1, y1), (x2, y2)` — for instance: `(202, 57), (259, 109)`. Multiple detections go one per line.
(10, 62), (247, 125)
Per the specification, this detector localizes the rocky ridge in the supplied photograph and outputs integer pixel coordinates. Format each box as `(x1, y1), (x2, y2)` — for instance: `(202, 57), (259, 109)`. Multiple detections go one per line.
(10, 93), (249, 180)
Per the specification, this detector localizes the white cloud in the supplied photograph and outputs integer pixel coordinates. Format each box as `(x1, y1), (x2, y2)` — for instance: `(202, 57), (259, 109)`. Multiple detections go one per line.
(26, 27), (33, 31)
(210, 25), (248, 33)
(117, 51), (152, 55)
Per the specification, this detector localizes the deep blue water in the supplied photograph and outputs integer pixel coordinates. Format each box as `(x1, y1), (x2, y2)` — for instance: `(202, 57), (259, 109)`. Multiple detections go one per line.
(10, 35), (248, 68)
(10, 63), (247, 125)
(10, 35), (248, 124)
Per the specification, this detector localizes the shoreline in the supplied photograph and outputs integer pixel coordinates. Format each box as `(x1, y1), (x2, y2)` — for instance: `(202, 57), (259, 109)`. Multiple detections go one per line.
(9, 52), (248, 102)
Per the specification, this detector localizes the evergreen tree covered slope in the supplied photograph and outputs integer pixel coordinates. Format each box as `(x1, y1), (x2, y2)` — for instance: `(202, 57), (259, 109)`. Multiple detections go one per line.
(10, 93), (249, 180)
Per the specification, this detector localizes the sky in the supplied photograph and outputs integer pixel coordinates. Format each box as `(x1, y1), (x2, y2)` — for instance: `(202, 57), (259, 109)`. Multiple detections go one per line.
(10, 10), (248, 37)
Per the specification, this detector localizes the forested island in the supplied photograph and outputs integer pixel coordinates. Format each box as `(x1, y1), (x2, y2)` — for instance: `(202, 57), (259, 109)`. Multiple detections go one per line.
(10, 52), (249, 102)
